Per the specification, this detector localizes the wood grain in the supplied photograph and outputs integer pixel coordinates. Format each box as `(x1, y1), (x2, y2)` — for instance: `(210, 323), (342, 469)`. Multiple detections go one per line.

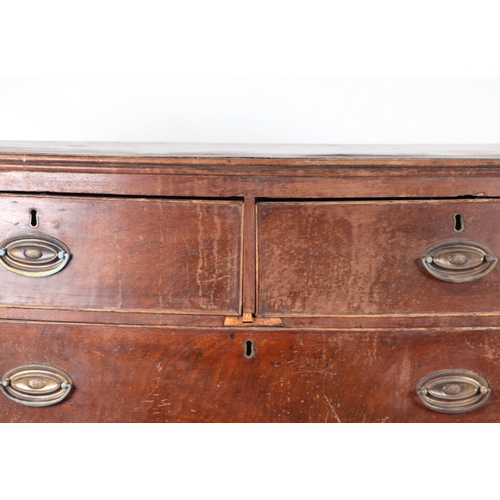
(4, 171), (500, 200)
(242, 197), (256, 318)
(0, 323), (498, 422)
(0, 195), (242, 316)
(0, 143), (500, 422)
(258, 199), (500, 317)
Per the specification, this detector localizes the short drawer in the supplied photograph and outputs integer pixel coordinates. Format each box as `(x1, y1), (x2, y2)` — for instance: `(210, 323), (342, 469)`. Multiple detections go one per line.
(257, 199), (500, 318)
(0, 322), (498, 422)
(0, 195), (242, 316)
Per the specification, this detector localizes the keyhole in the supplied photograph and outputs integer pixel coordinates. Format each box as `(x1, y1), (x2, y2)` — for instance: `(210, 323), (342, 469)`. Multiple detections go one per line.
(454, 213), (464, 232)
(244, 339), (256, 359)
(29, 209), (39, 228)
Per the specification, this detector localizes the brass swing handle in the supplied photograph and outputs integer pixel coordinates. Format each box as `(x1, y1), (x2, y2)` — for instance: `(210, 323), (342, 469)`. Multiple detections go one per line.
(421, 239), (497, 283)
(416, 369), (490, 414)
(0, 365), (73, 407)
(0, 233), (71, 278)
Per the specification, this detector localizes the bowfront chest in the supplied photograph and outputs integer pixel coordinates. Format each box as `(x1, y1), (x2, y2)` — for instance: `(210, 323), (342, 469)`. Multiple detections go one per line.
(1, 143), (500, 422)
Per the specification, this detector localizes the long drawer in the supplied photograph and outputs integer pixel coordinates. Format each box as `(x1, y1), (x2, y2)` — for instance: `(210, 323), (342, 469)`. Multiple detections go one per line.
(258, 199), (500, 317)
(0, 195), (242, 316)
(0, 322), (497, 422)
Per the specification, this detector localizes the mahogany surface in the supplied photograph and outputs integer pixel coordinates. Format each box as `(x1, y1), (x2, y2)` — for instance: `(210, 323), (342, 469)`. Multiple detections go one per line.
(257, 199), (500, 316)
(0, 323), (498, 423)
(0, 142), (499, 422)
(0, 195), (242, 316)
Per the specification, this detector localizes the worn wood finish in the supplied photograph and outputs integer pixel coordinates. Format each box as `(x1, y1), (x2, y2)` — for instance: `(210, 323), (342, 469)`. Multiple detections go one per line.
(4, 171), (500, 200)
(0, 194), (242, 316)
(0, 323), (499, 422)
(7, 305), (500, 329)
(258, 199), (500, 317)
(1, 143), (500, 422)
(242, 197), (256, 319)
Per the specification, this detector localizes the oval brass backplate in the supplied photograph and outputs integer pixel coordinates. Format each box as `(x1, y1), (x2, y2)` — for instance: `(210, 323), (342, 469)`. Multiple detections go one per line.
(0, 365), (73, 407)
(0, 233), (71, 277)
(421, 239), (497, 283)
(416, 369), (490, 414)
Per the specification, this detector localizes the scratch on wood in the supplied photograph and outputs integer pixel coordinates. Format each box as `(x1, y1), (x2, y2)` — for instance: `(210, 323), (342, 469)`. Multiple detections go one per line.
(196, 205), (205, 306)
(210, 208), (221, 307)
(323, 394), (341, 423)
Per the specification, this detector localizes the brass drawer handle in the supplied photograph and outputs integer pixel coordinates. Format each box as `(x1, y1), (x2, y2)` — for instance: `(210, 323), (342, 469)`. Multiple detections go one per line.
(421, 239), (497, 283)
(416, 369), (490, 414)
(0, 364), (73, 407)
(0, 233), (71, 277)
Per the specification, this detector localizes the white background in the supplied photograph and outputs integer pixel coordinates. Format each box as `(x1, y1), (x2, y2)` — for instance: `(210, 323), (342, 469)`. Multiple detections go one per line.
(1, 77), (500, 143)
(2, 1), (500, 499)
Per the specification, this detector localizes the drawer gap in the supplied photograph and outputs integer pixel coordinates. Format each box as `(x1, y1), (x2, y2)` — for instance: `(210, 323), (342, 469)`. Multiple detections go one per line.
(256, 195), (497, 203)
(0, 191), (244, 202)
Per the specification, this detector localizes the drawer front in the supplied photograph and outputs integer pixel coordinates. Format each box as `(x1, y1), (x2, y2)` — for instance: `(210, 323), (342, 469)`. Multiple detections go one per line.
(0, 195), (242, 315)
(0, 323), (499, 422)
(258, 199), (500, 317)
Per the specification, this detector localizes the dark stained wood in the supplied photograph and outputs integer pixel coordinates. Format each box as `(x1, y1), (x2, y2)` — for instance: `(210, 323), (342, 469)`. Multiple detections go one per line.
(258, 199), (500, 317)
(1, 143), (500, 422)
(0, 194), (242, 316)
(0, 323), (499, 422)
(0, 307), (228, 327)
(5, 305), (500, 329)
(242, 197), (256, 318)
(5, 171), (500, 200)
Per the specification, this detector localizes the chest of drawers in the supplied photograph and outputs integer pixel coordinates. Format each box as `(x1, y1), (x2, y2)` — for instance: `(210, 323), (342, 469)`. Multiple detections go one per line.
(1, 142), (500, 422)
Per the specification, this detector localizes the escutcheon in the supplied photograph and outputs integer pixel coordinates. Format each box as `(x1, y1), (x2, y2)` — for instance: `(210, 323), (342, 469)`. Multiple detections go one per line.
(421, 238), (497, 283)
(0, 364), (73, 407)
(0, 233), (71, 277)
(416, 369), (490, 414)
